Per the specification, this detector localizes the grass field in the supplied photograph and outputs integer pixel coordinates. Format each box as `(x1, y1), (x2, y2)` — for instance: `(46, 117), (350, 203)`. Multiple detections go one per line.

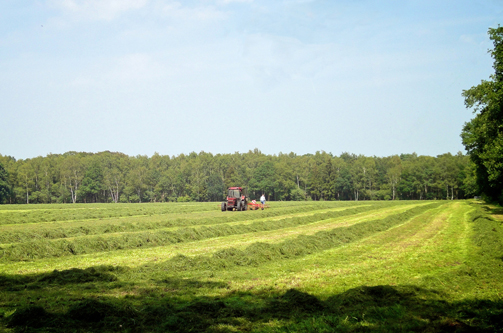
(0, 200), (502, 332)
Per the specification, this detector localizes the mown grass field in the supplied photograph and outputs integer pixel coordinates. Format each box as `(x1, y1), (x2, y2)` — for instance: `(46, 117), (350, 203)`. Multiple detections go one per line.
(0, 200), (502, 332)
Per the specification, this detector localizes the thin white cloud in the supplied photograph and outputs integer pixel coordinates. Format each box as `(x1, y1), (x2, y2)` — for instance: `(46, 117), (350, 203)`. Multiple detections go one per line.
(111, 53), (164, 81)
(71, 53), (164, 87)
(49, 0), (149, 21)
(459, 33), (487, 46)
(160, 1), (227, 21)
(217, 0), (253, 4)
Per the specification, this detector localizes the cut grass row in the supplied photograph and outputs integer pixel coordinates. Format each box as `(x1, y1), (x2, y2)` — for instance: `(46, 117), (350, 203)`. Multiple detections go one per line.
(0, 203), (418, 261)
(0, 203), (424, 274)
(3, 201), (502, 332)
(297, 201), (470, 296)
(0, 202), (378, 244)
(0, 202), (216, 226)
(0, 201), (345, 226)
(261, 201), (503, 332)
(152, 202), (442, 274)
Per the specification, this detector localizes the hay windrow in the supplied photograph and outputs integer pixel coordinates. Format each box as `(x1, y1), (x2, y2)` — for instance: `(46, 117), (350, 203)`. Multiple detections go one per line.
(2, 201), (503, 332)
(0, 203), (406, 261)
(0, 201), (373, 244)
(156, 203), (442, 273)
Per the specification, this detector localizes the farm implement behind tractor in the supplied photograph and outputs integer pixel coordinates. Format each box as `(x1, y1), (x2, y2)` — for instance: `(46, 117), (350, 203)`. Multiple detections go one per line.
(221, 187), (268, 211)
(247, 200), (269, 210)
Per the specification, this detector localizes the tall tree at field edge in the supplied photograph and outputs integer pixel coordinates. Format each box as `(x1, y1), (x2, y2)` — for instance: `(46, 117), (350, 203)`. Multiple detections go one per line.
(461, 25), (503, 203)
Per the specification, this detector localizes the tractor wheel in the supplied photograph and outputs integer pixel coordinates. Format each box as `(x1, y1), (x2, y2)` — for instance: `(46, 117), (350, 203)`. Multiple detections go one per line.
(236, 201), (242, 211)
(243, 201), (247, 211)
(221, 202), (226, 212)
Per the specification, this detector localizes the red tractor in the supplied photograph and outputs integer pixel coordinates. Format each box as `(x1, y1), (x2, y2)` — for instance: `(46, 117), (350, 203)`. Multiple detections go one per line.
(221, 187), (248, 211)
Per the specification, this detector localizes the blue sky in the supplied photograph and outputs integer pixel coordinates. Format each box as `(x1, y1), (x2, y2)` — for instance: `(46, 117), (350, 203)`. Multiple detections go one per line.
(1, 0), (501, 160)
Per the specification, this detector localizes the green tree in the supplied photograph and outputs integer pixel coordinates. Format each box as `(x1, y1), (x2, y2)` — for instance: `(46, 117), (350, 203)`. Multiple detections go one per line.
(0, 163), (10, 203)
(39, 155), (57, 203)
(307, 162), (322, 200)
(127, 155), (149, 202)
(398, 160), (416, 200)
(363, 157), (377, 200)
(462, 159), (478, 197)
(386, 155), (402, 200)
(274, 160), (295, 200)
(79, 161), (104, 203)
(417, 156), (435, 199)
(17, 160), (35, 204)
(249, 161), (275, 200)
(207, 173), (225, 201)
(189, 153), (209, 202)
(0, 155), (16, 203)
(436, 153), (458, 200)
(334, 163), (353, 200)
(60, 154), (85, 204)
(102, 152), (128, 203)
(461, 26), (503, 203)
(351, 156), (367, 201)
(290, 187), (306, 201)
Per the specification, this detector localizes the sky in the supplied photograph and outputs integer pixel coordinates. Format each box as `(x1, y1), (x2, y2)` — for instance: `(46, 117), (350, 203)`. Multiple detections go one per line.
(0, 0), (502, 160)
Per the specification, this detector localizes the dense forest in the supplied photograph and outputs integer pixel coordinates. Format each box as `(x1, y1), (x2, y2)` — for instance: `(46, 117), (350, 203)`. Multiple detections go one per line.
(0, 150), (476, 204)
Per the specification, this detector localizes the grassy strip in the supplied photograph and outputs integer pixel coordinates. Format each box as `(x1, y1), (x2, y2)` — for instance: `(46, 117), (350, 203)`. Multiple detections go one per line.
(2, 201), (503, 332)
(249, 201), (503, 332)
(0, 204), (417, 274)
(0, 204), (394, 261)
(0, 202), (375, 244)
(0, 201), (357, 227)
(0, 202), (218, 226)
(261, 202), (454, 295)
(420, 201), (503, 301)
(154, 202), (442, 273)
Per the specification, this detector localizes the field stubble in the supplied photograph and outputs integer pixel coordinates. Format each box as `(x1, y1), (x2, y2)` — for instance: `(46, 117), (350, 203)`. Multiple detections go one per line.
(1, 200), (502, 332)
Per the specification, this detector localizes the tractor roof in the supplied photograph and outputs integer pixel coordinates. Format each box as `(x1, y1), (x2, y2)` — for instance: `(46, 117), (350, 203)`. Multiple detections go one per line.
(228, 187), (243, 190)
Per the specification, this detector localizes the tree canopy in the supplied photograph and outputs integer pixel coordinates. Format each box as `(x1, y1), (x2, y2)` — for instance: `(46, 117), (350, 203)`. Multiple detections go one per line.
(461, 25), (503, 203)
(0, 162), (10, 203)
(0, 150), (473, 204)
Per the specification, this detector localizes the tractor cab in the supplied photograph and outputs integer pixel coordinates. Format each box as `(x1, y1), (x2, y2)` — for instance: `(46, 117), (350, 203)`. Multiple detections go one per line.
(221, 187), (248, 211)
(228, 188), (242, 198)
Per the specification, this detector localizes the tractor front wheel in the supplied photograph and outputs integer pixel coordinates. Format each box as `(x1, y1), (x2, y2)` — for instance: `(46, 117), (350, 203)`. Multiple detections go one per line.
(221, 202), (226, 212)
(236, 201), (242, 211)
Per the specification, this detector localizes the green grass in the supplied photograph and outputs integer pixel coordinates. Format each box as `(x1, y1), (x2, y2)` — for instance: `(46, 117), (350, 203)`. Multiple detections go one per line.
(0, 200), (502, 332)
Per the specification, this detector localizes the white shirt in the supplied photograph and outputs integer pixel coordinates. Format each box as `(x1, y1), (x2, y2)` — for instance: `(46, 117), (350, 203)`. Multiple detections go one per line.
(260, 195), (265, 202)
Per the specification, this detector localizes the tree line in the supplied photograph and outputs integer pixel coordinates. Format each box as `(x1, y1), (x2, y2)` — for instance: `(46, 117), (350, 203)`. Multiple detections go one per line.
(0, 149), (476, 204)
(461, 26), (503, 205)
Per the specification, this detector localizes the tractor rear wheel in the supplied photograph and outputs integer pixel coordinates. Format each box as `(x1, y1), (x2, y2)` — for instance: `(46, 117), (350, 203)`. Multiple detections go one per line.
(236, 201), (242, 211)
(221, 202), (226, 211)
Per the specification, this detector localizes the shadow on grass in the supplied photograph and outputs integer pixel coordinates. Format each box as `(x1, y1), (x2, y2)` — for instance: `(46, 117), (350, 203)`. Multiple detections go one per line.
(2, 277), (503, 332)
(156, 277), (228, 291)
(481, 205), (503, 218)
(0, 266), (125, 291)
